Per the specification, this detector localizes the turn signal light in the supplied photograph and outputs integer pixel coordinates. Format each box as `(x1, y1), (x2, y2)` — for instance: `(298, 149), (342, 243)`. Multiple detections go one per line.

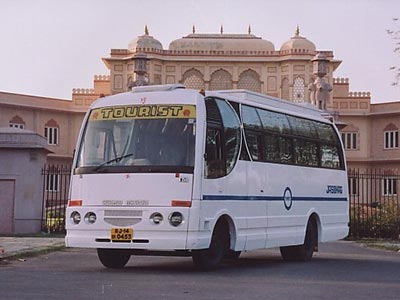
(69, 200), (83, 207)
(171, 200), (192, 207)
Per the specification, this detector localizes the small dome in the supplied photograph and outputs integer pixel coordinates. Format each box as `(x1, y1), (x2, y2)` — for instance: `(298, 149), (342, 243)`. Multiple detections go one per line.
(169, 32), (275, 52)
(280, 27), (316, 53)
(128, 26), (163, 51)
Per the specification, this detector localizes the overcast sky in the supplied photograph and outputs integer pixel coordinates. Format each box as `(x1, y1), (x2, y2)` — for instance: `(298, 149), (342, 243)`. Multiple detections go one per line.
(0, 0), (399, 103)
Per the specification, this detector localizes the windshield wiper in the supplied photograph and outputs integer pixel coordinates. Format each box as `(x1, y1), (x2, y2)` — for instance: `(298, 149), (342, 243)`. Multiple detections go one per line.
(93, 153), (134, 172)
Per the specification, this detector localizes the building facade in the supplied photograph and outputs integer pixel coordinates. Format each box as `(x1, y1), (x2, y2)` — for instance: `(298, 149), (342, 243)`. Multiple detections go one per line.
(103, 26), (340, 105)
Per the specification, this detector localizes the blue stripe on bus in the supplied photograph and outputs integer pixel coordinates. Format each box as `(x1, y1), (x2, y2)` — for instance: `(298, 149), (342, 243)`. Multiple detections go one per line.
(202, 195), (347, 202)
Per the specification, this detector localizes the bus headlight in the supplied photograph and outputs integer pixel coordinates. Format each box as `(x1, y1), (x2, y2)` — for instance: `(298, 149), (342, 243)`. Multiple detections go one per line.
(169, 212), (184, 227)
(70, 211), (81, 225)
(84, 212), (97, 224)
(150, 212), (163, 224)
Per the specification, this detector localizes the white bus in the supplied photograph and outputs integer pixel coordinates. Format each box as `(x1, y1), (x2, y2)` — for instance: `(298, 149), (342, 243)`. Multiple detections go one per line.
(66, 84), (348, 270)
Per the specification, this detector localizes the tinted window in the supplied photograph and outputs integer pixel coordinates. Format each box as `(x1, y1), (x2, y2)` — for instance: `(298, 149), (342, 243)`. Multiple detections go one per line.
(263, 133), (279, 162)
(205, 127), (225, 178)
(288, 116), (318, 139)
(240, 103), (344, 170)
(244, 131), (262, 161)
(321, 144), (340, 169)
(205, 98), (241, 178)
(318, 123), (338, 143)
(257, 109), (291, 134)
(216, 99), (241, 175)
(242, 105), (262, 129)
(278, 136), (293, 164)
(294, 138), (319, 167)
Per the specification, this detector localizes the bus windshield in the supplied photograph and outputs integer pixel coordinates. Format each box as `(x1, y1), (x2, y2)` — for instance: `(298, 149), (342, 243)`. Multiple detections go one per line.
(75, 104), (196, 174)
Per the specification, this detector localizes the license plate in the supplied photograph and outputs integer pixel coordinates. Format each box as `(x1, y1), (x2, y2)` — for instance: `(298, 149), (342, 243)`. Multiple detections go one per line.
(111, 228), (133, 242)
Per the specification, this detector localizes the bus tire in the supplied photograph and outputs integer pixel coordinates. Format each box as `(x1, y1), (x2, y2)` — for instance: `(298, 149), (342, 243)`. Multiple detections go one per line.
(280, 218), (318, 262)
(225, 250), (241, 261)
(192, 222), (229, 270)
(97, 249), (131, 268)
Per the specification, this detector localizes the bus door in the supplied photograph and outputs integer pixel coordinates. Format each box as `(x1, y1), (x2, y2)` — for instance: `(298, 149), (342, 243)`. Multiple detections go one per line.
(201, 97), (266, 251)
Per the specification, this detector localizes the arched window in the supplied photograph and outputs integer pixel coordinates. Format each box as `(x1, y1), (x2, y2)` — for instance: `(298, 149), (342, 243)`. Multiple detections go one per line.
(238, 69), (261, 92)
(341, 124), (359, 150)
(182, 68), (204, 90)
(9, 115), (25, 129)
(281, 77), (290, 100)
(209, 69), (233, 90)
(383, 123), (399, 149)
(293, 77), (305, 102)
(44, 119), (59, 145)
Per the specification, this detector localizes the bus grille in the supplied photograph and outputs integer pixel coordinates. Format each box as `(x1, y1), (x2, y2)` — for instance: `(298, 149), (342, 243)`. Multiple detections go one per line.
(104, 210), (143, 217)
(103, 210), (143, 226)
(104, 218), (141, 227)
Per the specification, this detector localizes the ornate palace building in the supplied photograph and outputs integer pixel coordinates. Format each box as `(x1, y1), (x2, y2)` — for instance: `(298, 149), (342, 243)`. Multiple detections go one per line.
(0, 26), (399, 173)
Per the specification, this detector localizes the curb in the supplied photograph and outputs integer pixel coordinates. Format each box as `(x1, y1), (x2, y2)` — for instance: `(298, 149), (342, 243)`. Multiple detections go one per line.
(0, 244), (66, 261)
(0, 238), (65, 261)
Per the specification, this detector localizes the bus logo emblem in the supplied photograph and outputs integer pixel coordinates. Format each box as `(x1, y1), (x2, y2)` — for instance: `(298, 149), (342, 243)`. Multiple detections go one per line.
(283, 187), (293, 210)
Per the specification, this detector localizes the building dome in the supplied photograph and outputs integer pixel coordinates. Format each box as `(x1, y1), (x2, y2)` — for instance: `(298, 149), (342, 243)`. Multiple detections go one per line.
(169, 28), (275, 52)
(128, 26), (163, 52)
(280, 27), (316, 53)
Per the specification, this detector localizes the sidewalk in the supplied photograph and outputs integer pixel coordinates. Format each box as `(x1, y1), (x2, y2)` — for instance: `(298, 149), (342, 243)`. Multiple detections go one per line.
(0, 236), (65, 260)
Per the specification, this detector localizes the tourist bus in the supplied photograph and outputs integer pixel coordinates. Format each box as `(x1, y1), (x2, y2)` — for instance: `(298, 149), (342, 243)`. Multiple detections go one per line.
(65, 84), (348, 269)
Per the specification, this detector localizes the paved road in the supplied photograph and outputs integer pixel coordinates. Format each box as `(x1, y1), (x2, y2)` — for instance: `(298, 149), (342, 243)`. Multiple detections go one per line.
(0, 241), (399, 300)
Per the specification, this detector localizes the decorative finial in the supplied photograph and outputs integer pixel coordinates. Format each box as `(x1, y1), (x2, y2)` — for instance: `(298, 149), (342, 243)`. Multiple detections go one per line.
(192, 25), (196, 34)
(220, 25), (223, 34)
(145, 25), (149, 35)
(248, 25), (251, 35)
(295, 25), (300, 37)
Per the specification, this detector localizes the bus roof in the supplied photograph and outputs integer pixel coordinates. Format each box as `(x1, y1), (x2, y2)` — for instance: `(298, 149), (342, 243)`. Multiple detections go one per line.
(90, 85), (200, 109)
(207, 89), (331, 123)
(90, 84), (333, 124)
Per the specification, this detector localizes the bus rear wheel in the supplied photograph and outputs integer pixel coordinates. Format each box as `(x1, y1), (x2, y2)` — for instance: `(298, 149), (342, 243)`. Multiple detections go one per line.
(192, 222), (229, 270)
(97, 249), (131, 268)
(280, 218), (318, 262)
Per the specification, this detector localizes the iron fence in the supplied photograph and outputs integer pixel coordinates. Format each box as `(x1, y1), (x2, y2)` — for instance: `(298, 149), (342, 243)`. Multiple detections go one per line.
(348, 169), (400, 239)
(41, 164), (71, 233)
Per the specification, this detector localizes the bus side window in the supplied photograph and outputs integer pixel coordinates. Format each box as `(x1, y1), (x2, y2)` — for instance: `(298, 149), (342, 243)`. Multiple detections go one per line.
(205, 126), (225, 178)
(205, 97), (241, 178)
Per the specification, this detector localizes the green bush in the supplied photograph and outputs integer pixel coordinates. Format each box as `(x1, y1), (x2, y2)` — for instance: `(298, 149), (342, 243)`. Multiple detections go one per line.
(350, 201), (400, 239)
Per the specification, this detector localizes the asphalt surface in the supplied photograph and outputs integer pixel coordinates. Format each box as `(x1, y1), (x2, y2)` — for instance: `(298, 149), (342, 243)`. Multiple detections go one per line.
(0, 241), (399, 300)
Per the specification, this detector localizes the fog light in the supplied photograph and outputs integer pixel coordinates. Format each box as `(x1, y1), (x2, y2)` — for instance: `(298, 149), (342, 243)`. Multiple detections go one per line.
(84, 212), (97, 224)
(150, 212), (163, 224)
(70, 211), (81, 225)
(169, 212), (184, 227)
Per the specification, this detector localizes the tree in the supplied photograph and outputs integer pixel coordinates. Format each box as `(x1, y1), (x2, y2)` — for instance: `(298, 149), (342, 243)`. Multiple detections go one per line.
(387, 18), (400, 86)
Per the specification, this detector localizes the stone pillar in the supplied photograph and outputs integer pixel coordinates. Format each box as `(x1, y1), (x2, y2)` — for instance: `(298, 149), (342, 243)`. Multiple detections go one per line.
(130, 52), (149, 88)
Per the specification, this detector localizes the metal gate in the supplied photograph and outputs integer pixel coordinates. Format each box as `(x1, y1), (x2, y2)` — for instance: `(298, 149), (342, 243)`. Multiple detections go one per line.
(41, 164), (71, 233)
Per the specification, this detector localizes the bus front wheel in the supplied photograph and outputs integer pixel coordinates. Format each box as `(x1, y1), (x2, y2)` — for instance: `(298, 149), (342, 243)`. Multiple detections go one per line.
(97, 249), (131, 268)
(192, 222), (229, 270)
(280, 218), (318, 262)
